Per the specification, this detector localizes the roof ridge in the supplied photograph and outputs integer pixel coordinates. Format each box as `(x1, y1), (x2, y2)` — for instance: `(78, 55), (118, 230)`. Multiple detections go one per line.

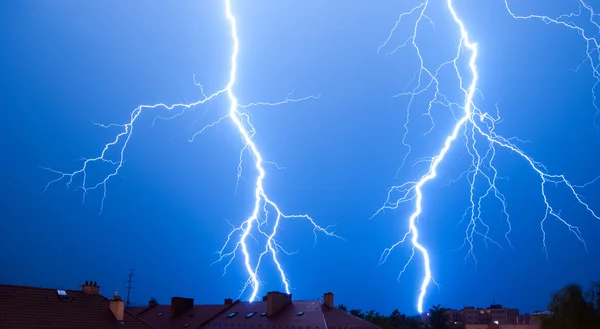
(136, 303), (161, 316)
(325, 303), (381, 328)
(0, 284), (81, 292)
(289, 300), (321, 302)
(196, 299), (240, 329)
(125, 308), (158, 329)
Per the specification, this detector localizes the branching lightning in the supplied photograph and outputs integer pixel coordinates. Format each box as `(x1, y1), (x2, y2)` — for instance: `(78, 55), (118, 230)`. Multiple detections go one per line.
(504, 0), (600, 127)
(41, 0), (340, 301)
(375, 0), (600, 313)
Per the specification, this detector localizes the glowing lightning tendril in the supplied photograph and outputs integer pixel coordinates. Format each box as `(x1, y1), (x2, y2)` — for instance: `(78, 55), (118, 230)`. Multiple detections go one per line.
(41, 0), (341, 302)
(374, 0), (600, 313)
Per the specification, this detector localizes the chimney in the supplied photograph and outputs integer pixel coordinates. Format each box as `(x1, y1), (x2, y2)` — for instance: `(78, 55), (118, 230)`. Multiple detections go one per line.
(110, 293), (125, 321)
(81, 280), (100, 295)
(170, 297), (194, 318)
(323, 292), (334, 309)
(266, 291), (292, 317)
(224, 298), (233, 305)
(148, 298), (159, 308)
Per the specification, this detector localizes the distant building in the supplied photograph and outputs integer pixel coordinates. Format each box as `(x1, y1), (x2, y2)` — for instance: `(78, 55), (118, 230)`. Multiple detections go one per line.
(428, 304), (519, 325)
(461, 304), (519, 325)
(465, 324), (539, 329)
(528, 311), (551, 326)
(517, 314), (531, 324)
(421, 304), (537, 329)
(0, 281), (153, 328)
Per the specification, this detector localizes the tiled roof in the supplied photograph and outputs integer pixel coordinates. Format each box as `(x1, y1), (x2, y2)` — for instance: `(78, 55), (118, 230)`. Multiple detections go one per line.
(201, 301), (380, 329)
(202, 300), (326, 329)
(322, 305), (380, 329)
(0, 284), (153, 329)
(128, 307), (150, 316)
(136, 304), (232, 329)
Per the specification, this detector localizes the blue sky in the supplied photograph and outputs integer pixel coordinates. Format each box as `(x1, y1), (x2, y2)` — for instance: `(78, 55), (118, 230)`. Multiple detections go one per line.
(2, 0), (600, 316)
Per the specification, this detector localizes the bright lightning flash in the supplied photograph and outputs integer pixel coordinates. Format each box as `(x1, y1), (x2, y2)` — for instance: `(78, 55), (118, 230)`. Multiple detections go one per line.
(374, 0), (600, 313)
(41, 0), (340, 302)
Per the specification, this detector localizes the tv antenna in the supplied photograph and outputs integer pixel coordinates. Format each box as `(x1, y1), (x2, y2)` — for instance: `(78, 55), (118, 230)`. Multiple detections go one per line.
(126, 268), (134, 308)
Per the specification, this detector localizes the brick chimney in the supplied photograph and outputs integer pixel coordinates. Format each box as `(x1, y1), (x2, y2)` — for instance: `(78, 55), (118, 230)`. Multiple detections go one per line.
(148, 298), (159, 308)
(266, 291), (292, 317)
(170, 297), (194, 318)
(110, 293), (125, 321)
(224, 298), (233, 305)
(323, 292), (334, 309)
(81, 280), (100, 295)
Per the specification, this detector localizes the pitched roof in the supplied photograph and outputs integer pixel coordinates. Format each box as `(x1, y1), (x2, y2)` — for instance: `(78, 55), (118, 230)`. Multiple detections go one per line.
(128, 306), (150, 316)
(0, 284), (154, 329)
(202, 300), (326, 329)
(322, 305), (380, 329)
(201, 301), (380, 329)
(135, 304), (232, 329)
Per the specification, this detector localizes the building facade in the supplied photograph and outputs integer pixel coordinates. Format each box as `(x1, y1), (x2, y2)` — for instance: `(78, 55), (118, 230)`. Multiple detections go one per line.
(459, 305), (519, 325)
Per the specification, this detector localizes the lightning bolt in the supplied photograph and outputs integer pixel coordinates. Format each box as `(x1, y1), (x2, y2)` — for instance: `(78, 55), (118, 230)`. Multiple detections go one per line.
(374, 0), (600, 313)
(40, 0), (340, 302)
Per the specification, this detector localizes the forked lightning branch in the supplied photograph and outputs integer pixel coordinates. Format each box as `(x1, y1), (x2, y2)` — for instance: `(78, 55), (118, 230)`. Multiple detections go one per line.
(41, 0), (340, 303)
(374, 0), (600, 313)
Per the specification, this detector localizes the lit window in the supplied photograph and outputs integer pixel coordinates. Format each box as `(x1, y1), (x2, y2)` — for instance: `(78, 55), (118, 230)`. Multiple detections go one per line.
(246, 312), (256, 318)
(227, 312), (238, 318)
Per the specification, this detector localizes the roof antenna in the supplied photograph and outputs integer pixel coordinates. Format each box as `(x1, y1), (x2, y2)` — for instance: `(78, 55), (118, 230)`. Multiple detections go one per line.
(126, 268), (134, 308)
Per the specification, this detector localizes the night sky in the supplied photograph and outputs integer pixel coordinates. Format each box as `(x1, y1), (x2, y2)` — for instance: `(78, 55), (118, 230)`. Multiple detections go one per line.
(2, 0), (600, 316)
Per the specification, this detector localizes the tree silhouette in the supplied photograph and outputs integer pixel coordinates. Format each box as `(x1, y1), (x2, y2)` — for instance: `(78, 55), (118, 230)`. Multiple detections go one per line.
(589, 281), (600, 322)
(364, 310), (389, 327)
(389, 309), (404, 329)
(350, 308), (365, 319)
(337, 304), (348, 312)
(541, 283), (599, 329)
(427, 305), (450, 329)
(344, 307), (419, 329)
